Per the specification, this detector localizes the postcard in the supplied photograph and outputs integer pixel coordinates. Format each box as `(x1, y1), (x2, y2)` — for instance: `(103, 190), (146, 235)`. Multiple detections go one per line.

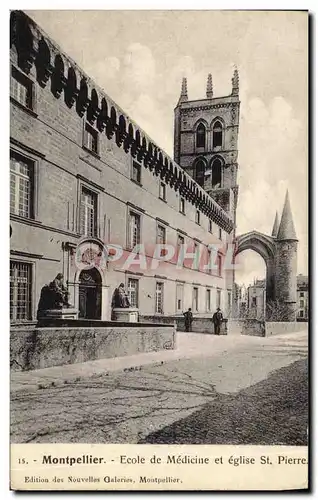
(9, 8), (308, 491)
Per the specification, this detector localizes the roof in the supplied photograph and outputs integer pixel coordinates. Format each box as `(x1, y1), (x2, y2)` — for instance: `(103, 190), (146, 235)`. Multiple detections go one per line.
(277, 190), (297, 240)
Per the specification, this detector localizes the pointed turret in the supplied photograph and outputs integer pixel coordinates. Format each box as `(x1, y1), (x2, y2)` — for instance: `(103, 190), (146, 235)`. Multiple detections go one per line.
(231, 67), (239, 96)
(271, 211), (280, 237)
(206, 73), (213, 99)
(277, 190), (297, 240)
(178, 77), (188, 104)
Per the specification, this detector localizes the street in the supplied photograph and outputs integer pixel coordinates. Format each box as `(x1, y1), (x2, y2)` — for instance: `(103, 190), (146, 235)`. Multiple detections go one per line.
(11, 330), (308, 445)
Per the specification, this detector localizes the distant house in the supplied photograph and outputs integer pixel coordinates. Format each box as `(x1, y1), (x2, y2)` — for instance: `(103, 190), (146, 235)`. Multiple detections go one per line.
(247, 279), (266, 320)
(297, 275), (308, 321)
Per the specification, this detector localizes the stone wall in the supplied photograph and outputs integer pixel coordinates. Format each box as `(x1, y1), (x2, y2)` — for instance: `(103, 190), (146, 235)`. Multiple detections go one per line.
(265, 321), (308, 336)
(10, 324), (175, 371)
(236, 319), (307, 337)
(140, 315), (228, 335)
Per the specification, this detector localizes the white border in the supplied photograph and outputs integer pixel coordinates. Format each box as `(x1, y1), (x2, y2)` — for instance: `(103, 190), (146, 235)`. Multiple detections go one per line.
(1, 2), (315, 499)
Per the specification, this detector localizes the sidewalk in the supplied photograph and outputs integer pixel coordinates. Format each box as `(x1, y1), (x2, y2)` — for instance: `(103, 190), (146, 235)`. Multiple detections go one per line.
(10, 332), (260, 393)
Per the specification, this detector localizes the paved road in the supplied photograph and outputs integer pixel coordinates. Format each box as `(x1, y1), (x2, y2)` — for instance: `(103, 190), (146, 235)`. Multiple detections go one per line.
(10, 330), (308, 444)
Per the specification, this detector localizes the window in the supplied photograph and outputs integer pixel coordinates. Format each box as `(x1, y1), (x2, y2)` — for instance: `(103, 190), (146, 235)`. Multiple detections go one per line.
(155, 282), (164, 314)
(128, 278), (139, 308)
(217, 253), (222, 277)
(10, 66), (33, 109)
(192, 287), (199, 312)
(157, 224), (166, 245)
(208, 219), (213, 233)
(195, 210), (201, 225)
(179, 197), (185, 214)
(177, 234), (185, 263)
(131, 161), (142, 184)
(196, 123), (206, 148)
(300, 292), (304, 297)
(128, 211), (141, 248)
(299, 310), (304, 318)
(216, 289), (221, 309)
(159, 181), (166, 201)
(218, 227), (222, 240)
(83, 122), (99, 155)
(80, 187), (97, 237)
(252, 297), (257, 307)
(10, 261), (32, 321)
(194, 159), (205, 187)
(300, 299), (304, 308)
(207, 249), (212, 274)
(176, 284), (184, 313)
(211, 158), (222, 188)
(10, 152), (33, 218)
(213, 120), (223, 148)
(206, 289), (211, 312)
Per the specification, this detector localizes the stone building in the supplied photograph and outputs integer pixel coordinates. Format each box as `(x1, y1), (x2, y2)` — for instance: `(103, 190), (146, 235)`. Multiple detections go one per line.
(296, 275), (308, 320)
(10, 10), (238, 323)
(247, 279), (266, 320)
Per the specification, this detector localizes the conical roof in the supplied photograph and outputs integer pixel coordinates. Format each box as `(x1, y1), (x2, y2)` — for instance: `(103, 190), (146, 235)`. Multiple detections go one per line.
(271, 211), (280, 237)
(277, 190), (297, 240)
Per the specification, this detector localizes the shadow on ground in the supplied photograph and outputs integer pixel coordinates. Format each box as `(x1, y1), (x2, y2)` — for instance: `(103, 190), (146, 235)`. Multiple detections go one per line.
(140, 358), (308, 446)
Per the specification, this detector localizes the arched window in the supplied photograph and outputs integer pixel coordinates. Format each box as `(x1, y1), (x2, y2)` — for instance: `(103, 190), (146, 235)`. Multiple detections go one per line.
(213, 120), (223, 148)
(211, 157), (222, 188)
(195, 159), (205, 187)
(196, 123), (206, 149)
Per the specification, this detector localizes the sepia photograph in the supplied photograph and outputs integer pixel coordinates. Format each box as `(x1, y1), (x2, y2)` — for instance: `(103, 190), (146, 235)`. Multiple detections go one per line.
(9, 7), (308, 490)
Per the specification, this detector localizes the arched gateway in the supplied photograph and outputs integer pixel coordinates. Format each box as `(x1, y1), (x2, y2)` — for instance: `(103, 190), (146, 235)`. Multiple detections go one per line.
(235, 191), (298, 321)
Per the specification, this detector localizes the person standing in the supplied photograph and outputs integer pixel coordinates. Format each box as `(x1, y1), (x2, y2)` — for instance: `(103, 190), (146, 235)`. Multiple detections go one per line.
(212, 307), (223, 335)
(183, 308), (193, 332)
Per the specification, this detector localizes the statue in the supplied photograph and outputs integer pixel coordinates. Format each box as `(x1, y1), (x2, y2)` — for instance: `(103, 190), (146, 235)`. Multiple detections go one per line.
(111, 283), (130, 309)
(37, 273), (72, 319)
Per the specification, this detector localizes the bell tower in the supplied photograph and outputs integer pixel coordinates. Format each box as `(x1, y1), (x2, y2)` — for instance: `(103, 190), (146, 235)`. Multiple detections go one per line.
(173, 69), (240, 224)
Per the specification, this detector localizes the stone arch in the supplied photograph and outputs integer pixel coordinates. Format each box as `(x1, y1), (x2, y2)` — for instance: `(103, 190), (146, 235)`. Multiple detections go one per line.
(235, 231), (276, 306)
(211, 117), (225, 149)
(195, 121), (207, 149)
(210, 155), (224, 188)
(193, 156), (207, 187)
(73, 237), (109, 320)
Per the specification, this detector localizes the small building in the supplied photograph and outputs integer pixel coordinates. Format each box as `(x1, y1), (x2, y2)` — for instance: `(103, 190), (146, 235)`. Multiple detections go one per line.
(297, 275), (308, 321)
(247, 279), (266, 320)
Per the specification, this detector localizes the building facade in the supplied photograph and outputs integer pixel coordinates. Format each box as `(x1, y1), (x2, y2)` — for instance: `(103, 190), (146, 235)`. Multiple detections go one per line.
(10, 11), (238, 323)
(247, 279), (266, 320)
(296, 275), (308, 321)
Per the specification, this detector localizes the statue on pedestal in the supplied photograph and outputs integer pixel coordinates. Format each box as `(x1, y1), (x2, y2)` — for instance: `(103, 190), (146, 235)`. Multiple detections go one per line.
(111, 283), (130, 309)
(37, 273), (72, 319)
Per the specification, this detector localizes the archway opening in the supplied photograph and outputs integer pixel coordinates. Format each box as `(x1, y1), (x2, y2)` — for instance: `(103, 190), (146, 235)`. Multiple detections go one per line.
(79, 267), (102, 319)
(196, 123), (206, 148)
(211, 157), (222, 188)
(234, 250), (267, 320)
(194, 159), (205, 187)
(213, 120), (223, 148)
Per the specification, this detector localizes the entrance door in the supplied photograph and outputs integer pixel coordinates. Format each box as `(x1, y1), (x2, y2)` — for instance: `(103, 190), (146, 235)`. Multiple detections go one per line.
(79, 268), (102, 319)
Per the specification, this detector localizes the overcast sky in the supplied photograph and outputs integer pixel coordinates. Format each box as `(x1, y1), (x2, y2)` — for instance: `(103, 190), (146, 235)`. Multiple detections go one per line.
(26, 10), (308, 286)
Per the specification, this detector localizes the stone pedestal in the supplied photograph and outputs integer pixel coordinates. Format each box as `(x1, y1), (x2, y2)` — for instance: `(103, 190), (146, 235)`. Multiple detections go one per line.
(112, 308), (139, 322)
(38, 308), (78, 320)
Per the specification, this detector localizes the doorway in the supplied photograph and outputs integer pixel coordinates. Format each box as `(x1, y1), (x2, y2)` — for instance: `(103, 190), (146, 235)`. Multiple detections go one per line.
(79, 268), (102, 319)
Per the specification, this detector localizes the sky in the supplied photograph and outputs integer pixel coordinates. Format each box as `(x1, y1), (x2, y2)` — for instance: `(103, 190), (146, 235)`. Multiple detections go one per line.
(26, 10), (308, 287)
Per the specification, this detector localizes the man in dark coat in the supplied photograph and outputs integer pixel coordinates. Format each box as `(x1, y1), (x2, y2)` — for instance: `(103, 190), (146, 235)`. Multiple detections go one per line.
(183, 308), (193, 332)
(212, 307), (223, 335)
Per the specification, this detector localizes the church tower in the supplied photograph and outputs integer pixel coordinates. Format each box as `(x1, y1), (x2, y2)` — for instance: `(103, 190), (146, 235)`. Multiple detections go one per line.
(174, 69), (240, 224)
